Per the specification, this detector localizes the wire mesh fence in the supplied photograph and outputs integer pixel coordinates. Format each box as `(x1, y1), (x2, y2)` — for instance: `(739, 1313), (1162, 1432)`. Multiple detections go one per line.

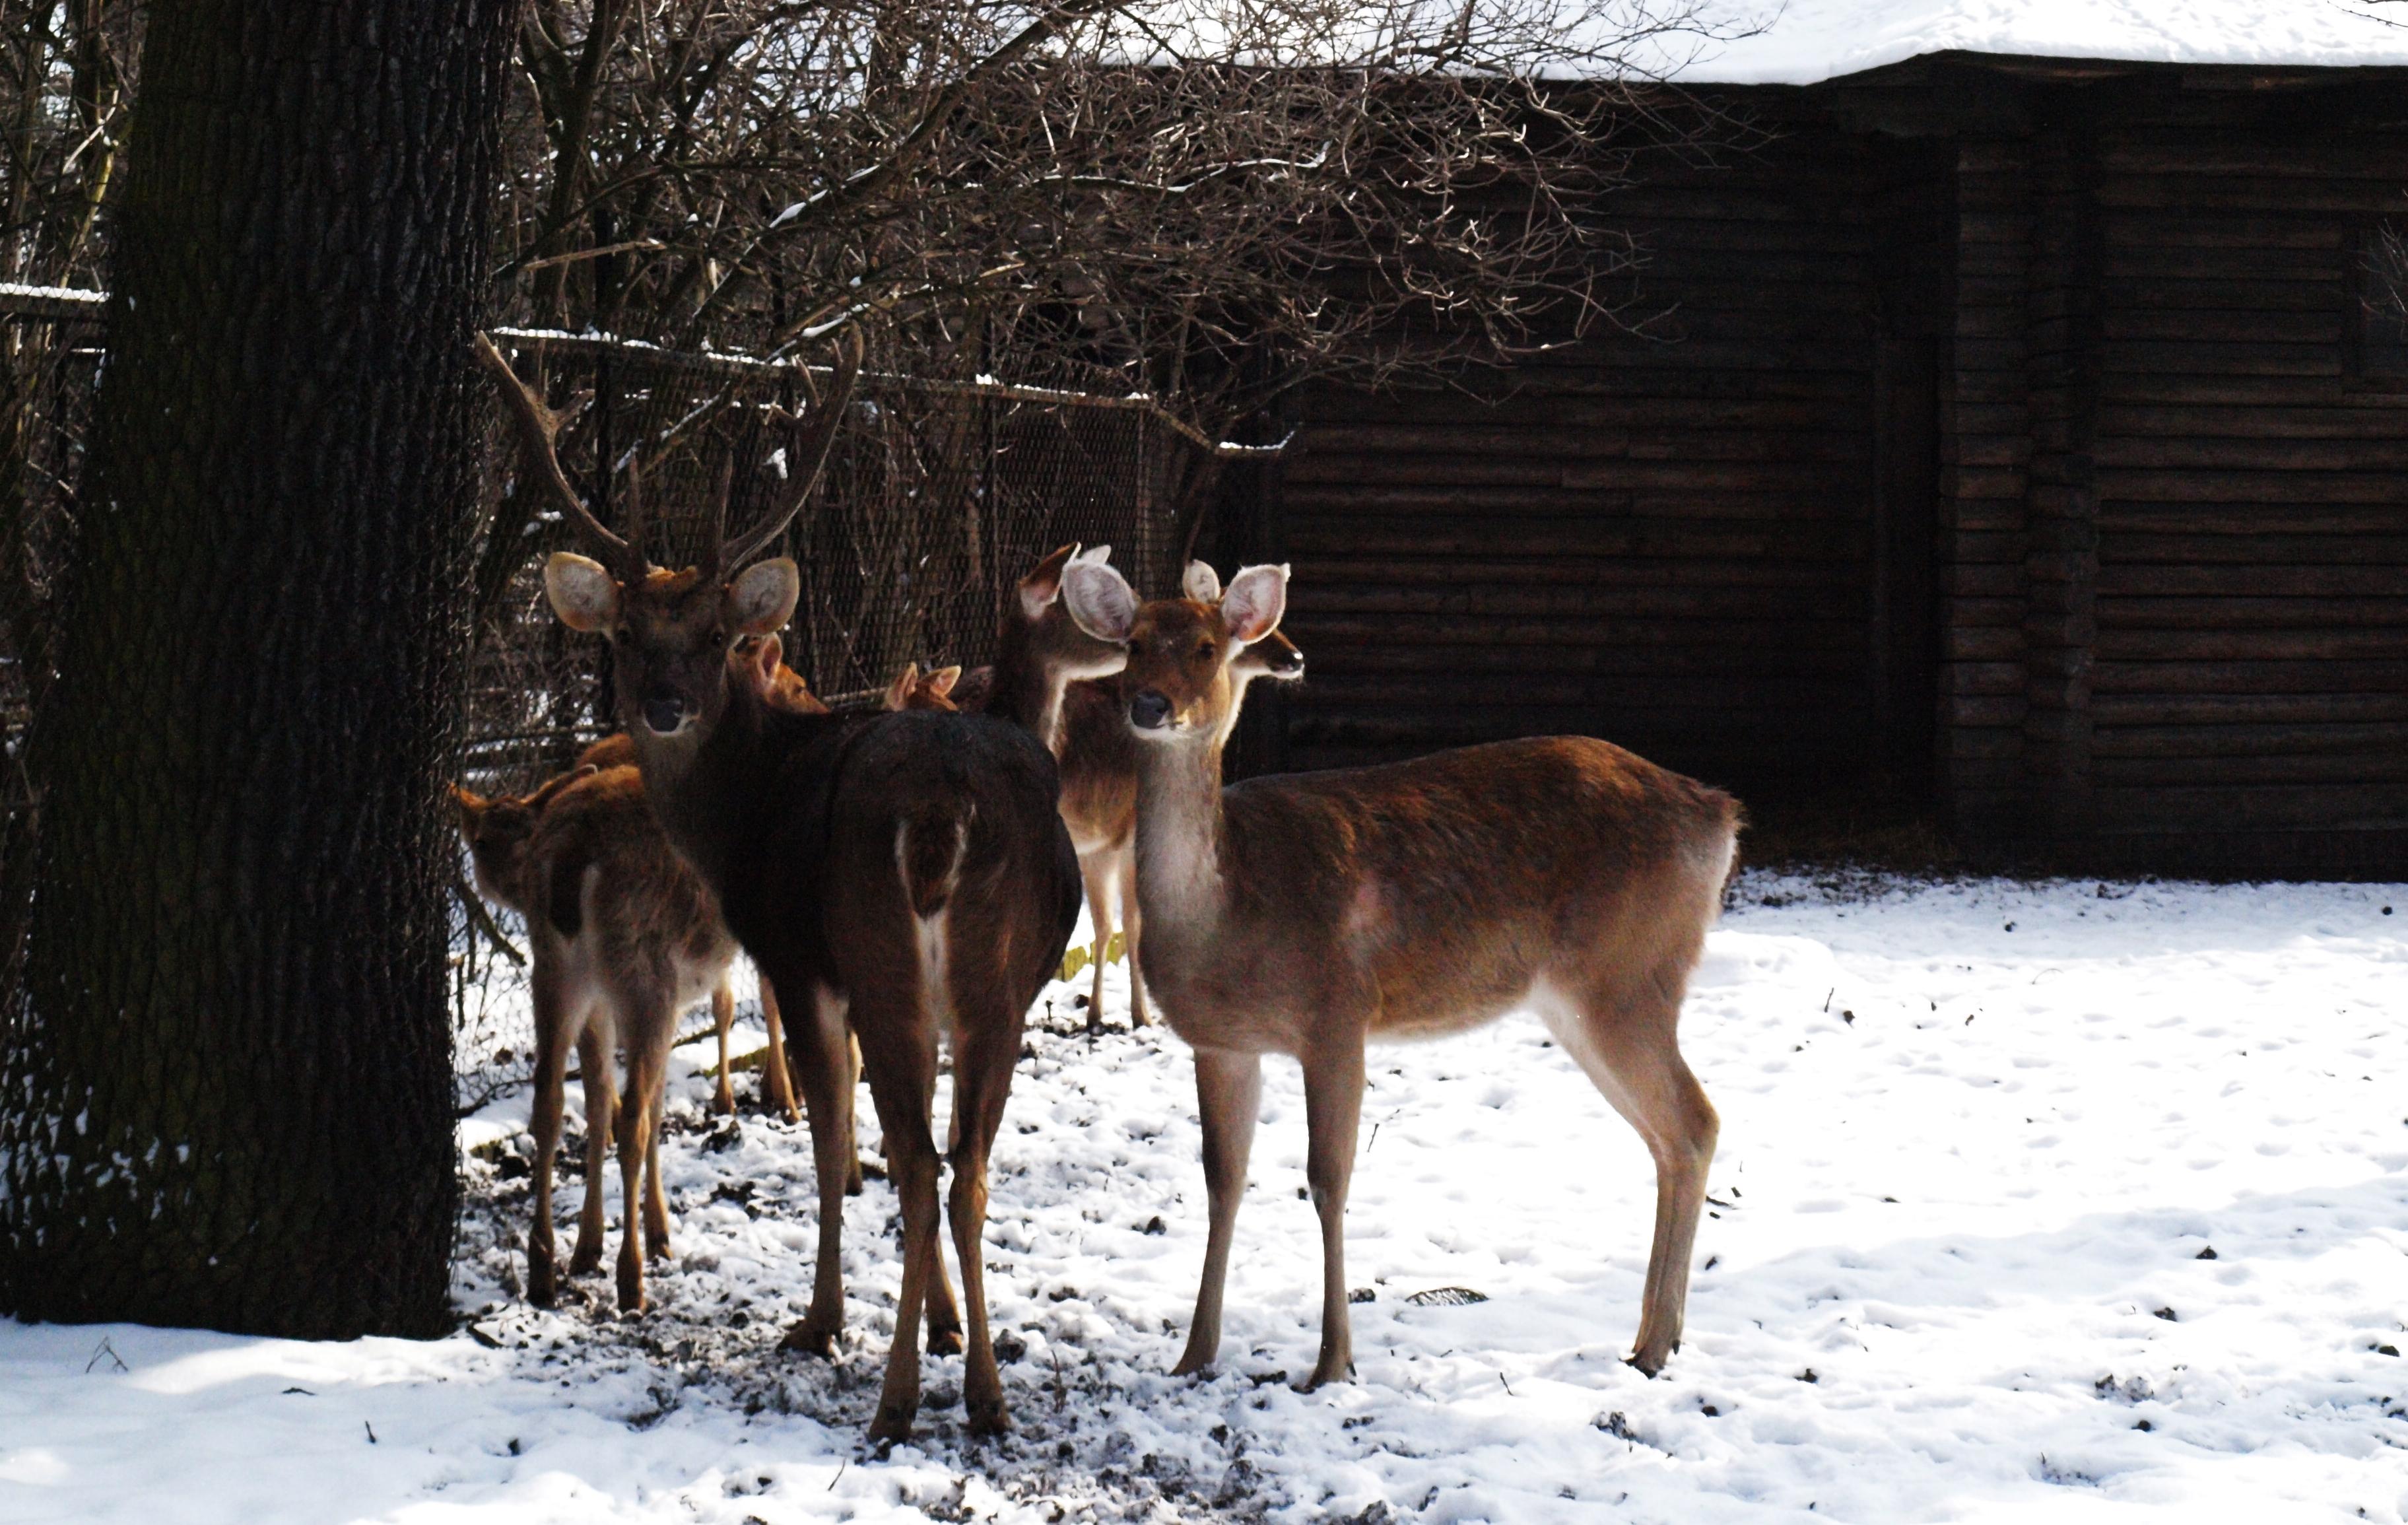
(0, 294), (1227, 1114)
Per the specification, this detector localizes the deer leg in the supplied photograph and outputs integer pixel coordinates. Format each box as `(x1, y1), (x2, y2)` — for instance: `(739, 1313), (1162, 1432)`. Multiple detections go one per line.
(615, 991), (674, 1314)
(945, 998), (1025, 1434)
(1549, 984), (1718, 1377)
(844, 1031), (865, 1195)
(568, 1021), (613, 1277)
(711, 978), (738, 1115)
(856, 1000), (943, 1443)
(524, 972), (573, 1307)
(1299, 1036), (1366, 1390)
(1080, 852), (1114, 1034)
(642, 1085), (672, 1261)
(757, 972), (800, 1122)
(1119, 854), (1150, 1029)
(1173, 1046), (1263, 1376)
(779, 982), (854, 1356)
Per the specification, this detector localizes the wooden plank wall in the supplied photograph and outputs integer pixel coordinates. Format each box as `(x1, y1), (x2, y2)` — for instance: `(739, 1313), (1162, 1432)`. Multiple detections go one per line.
(2081, 96), (2408, 866)
(1274, 125), (1885, 801)
(1936, 137), (2035, 834)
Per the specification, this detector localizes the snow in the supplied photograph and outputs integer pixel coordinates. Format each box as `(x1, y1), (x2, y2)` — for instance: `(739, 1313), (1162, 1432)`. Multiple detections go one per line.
(1653, 0), (2408, 85)
(6, 872), (2407, 1522)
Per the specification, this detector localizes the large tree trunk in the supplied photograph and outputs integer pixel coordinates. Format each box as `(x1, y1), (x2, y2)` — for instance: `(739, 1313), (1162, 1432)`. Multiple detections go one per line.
(0, 0), (514, 1338)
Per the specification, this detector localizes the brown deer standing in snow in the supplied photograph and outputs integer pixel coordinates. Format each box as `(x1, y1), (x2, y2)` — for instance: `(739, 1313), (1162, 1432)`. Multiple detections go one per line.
(1060, 558), (1737, 1385)
(481, 331), (1081, 1441)
(1048, 567), (1304, 1032)
(580, 631), (830, 1124)
(969, 547), (1304, 1032)
(452, 764), (739, 1314)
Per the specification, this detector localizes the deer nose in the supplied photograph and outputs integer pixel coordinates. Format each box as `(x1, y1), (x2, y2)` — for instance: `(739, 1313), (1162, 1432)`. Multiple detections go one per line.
(1270, 647), (1304, 676)
(1129, 691), (1172, 730)
(642, 693), (686, 735)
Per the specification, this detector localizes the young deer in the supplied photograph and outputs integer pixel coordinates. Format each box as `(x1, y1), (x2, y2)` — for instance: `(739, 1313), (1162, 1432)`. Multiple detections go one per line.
(482, 331), (1081, 1441)
(580, 632), (829, 1123)
(1060, 559), (1737, 1385)
(452, 763), (740, 1314)
(1046, 560), (1305, 1031)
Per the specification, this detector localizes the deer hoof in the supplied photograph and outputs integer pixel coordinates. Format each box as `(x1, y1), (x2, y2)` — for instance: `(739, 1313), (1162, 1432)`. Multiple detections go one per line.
(844, 1159), (866, 1197)
(966, 1395), (1011, 1437)
(780, 1318), (840, 1358)
(867, 1400), (917, 1444)
(566, 1241), (603, 1277)
(527, 1260), (558, 1308)
(1625, 1349), (1668, 1378)
(925, 1323), (964, 1357)
(714, 1087), (737, 1117)
(1169, 1348), (1215, 1378)
(1300, 1357), (1353, 1392)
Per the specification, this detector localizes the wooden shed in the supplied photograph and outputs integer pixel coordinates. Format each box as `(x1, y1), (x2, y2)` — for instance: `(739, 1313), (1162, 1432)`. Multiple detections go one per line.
(1247, 7), (2408, 875)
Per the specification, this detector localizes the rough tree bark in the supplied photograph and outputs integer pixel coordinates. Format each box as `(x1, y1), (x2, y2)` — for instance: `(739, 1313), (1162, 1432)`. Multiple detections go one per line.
(0, 0), (516, 1337)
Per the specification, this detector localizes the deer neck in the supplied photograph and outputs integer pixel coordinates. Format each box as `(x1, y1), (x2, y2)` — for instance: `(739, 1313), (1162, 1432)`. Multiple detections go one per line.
(1130, 725), (1232, 946)
(626, 687), (776, 893)
(984, 619), (1069, 752)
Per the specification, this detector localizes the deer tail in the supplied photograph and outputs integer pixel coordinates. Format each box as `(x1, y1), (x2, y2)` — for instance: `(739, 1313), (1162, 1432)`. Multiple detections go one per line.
(895, 802), (972, 920)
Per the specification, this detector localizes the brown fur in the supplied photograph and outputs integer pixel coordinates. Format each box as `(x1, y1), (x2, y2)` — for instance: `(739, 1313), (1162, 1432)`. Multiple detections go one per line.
(882, 662), (962, 712)
(542, 547), (1081, 1444)
(570, 634), (826, 1123)
(970, 548), (1309, 1034)
(1061, 560), (1738, 1386)
(452, 766), (740, 1314)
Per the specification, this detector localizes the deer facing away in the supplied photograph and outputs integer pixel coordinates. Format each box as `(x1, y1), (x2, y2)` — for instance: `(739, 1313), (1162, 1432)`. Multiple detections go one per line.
(483, 330), (1081, 1441)
(1060, 557), (1737, 1385)
(452, 762), (739, 1314)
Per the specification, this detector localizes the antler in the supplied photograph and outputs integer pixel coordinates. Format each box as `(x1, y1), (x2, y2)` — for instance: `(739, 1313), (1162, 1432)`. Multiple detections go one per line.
(475, 333), (645, 580)
(711, 327), (864, 577)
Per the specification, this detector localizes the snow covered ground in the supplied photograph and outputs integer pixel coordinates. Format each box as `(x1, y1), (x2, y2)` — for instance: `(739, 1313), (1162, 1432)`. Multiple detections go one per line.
(5, 872), (2406, 1523)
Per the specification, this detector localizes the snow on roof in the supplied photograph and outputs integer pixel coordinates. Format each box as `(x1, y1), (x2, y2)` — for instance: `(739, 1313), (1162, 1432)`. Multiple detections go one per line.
(1656, 0), (2408, 86)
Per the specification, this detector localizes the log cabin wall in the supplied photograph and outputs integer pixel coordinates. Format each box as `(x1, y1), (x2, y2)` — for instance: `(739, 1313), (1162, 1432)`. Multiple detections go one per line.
(2075, 75), (2408, 873)
(1272, 118), (1904, 805)
(1266, 63), (2408, 875)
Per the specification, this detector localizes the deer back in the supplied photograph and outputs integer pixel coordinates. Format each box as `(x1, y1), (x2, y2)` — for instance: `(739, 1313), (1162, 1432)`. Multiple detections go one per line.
(524, 765), (738, 994)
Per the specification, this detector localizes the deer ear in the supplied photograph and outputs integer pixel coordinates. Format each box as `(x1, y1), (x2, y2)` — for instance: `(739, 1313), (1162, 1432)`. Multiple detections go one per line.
(1061, 560), (1138, 644)
(1182, 560), (1222, 602)
(1019, 543), (1080, 620)
(883, 662), (920, 712)
(1220, 563), (1288, 645)
(728, 558), (799, 636)
(545, 553), (620, 632)
(1071, 543), (1112, 567)
(929, 665), (960, 696)
(750, 632), (785, 688)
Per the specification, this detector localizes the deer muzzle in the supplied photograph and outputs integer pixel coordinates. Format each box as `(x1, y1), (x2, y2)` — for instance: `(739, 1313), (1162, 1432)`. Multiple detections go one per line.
(1129, 691), (1172, 731)
(642, 692), (688, 735)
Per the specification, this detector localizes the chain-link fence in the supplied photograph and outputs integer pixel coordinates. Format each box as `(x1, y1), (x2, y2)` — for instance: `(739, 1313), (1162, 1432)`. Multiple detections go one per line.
(0, 294), (1234, 1114)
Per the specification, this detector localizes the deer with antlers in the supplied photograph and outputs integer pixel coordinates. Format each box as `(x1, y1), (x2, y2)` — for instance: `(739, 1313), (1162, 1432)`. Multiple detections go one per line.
(478, 331), (1081, 1441)
(1058, 557), (1737, 1386)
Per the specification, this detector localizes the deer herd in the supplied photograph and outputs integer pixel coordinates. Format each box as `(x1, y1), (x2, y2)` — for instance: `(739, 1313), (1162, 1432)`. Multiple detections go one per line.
(459, 336), (1739, 1442)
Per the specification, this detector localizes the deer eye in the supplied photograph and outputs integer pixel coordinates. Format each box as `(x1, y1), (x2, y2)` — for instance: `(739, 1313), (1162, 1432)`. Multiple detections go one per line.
(1195, 641), (1216, 660)
(707, 629), (727, 650)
